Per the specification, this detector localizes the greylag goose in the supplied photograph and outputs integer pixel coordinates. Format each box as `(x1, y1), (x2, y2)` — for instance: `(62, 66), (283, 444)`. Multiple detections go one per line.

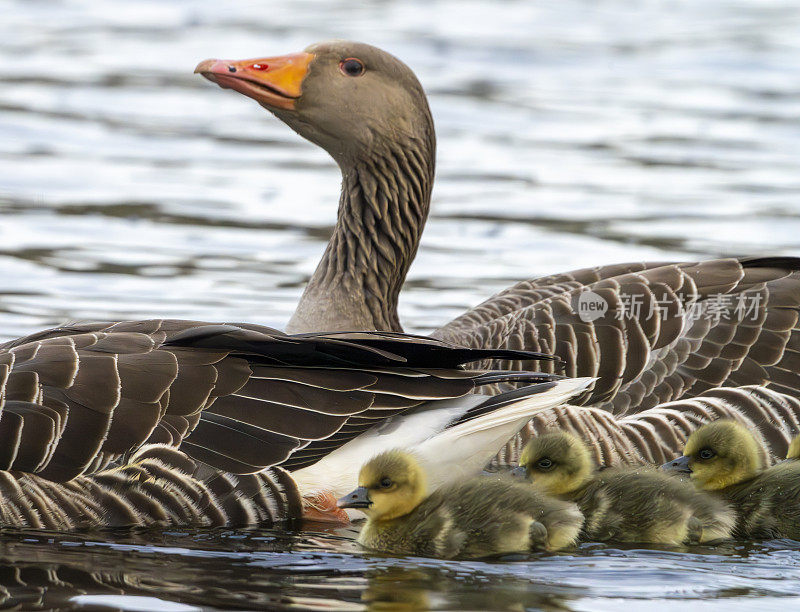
(196, 41), (800, 464)
(0, 318), (590, 528)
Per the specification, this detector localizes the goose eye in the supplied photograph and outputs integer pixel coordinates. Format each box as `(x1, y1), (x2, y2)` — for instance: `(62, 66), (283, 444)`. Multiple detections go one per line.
(379, 477), (392, 488)
(699, 448), (715, 460)
(340, 58), (365, 77)
(537, 458), (554, 470)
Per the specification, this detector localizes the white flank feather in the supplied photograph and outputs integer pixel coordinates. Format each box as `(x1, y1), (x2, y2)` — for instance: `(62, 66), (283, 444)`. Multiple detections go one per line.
(291, 395), (485, 496)
(293, 377), (594, 498)
(414, 377), (594, 491)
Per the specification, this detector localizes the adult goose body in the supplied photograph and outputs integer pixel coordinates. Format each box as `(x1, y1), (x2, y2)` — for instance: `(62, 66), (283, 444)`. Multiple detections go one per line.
(0, 319), (592, 528)
(197, 41), (800, 465)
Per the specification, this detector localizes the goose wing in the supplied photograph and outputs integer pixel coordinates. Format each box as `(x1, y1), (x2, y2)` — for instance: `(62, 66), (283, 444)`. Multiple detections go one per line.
(433, 256), (800, 413)
(0, 319), (556, 481)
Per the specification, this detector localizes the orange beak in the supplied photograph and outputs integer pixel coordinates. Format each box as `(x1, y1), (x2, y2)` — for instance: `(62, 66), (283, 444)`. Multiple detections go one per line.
(194, 52), (314, 110)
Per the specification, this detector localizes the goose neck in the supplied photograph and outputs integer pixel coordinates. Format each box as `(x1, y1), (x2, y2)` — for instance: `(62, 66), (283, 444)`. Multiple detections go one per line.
(287, 137), (435, 333)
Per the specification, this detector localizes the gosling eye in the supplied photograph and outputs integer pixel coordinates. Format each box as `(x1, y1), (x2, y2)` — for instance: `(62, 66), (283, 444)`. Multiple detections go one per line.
(698, 448), (715, 460)
(379, 477), (392, 489)
(536, 458), (554, 471)
(339, 58), (365, 77)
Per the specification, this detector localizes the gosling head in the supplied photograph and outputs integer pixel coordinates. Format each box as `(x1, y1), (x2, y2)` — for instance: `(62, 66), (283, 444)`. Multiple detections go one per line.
(661, 420), (764, 490)
(513, 431), (593, 496)
(337, 450), (427, 521)
(787, 435), (800, 460)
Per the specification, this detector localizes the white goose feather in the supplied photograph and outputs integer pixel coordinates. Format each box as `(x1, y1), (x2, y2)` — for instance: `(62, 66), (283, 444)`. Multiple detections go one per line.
(293, 377), (594, 498)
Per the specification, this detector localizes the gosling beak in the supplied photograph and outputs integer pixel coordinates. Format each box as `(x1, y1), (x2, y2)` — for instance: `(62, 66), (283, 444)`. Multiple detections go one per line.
(337, 486), (372, 509)
(661, 455), (692, 474)
(194, 52), (314, 111)
(511, 466), (529, 479)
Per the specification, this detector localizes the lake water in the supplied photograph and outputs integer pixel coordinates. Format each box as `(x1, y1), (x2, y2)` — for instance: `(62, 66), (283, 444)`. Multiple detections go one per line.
(1, 0), (800, 609)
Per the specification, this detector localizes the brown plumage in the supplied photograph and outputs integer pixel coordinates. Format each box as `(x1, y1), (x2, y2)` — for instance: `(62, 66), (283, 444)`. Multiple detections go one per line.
(197, 41), (800, 467)
(494, 385), (793, 470)
(0, 320), (568, 528)
(664, 420), (800, 539)
(517, 431), (734, 544)
(0, 444), (300, 530)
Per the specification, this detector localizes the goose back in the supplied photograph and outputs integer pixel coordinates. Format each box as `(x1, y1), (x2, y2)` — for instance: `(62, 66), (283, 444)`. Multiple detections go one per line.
(434, 257), (800, 412)
(0, 320), (559, 481)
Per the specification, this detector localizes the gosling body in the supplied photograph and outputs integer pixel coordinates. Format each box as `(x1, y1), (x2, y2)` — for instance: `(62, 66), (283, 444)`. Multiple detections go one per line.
(664, 420), (800, 540)
(340, 450), (583, 559)
(519, 431), (734, 545)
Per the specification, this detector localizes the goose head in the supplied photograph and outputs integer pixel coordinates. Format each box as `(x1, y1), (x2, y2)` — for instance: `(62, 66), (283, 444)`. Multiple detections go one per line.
(196, 41), (436, 332)
(195, 41), (434, 167)
(662, 420), (764, 490)
(514, 430), (593, 496)
(337, 450), (427, 521)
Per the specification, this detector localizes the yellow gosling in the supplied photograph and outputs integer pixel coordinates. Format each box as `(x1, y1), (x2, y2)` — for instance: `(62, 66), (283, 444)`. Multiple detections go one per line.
(338, 449), (583, 559)
(663, 419), (800, 540)
(518, 431), (735, 545)
(786, 435), (800, 460)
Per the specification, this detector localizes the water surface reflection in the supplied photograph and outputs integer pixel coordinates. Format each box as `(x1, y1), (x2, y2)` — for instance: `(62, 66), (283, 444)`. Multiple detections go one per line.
(0, 528), (799, 610)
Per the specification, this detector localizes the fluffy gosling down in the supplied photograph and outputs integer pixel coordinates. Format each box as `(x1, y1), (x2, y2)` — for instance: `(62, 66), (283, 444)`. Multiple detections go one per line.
(787, 435), (800, 460)
(516, 431), (735, 545)
(338, 450), (583, 559)
(663, 420), (800, 540)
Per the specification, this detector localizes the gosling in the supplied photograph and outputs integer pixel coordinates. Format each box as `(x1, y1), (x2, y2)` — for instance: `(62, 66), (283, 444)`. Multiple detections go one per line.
(662, 419), (800, 540)
(516, 430), (735, 545)
(787, 435), (800, 460)
(338, 449), (583, 559)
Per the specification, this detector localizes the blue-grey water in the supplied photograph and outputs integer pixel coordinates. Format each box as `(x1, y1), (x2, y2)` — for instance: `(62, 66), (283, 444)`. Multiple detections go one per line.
(2, 0), (800, 609)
